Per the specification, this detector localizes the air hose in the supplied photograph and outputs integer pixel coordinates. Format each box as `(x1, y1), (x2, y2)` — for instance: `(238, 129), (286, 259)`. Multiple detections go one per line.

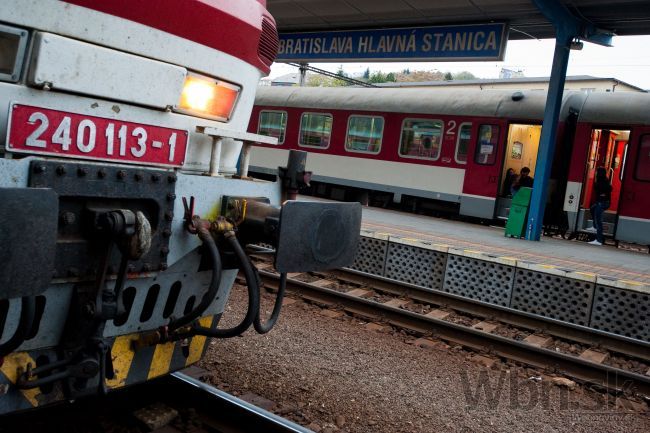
(0, 296), (36, 358)
(182, 232), (260, 339)
(253, 271), (286, 334)
(167, 225), (223, 332)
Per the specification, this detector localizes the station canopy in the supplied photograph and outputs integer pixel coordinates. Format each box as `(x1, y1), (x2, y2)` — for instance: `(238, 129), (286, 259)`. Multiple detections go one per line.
(267, 0), (650, 39)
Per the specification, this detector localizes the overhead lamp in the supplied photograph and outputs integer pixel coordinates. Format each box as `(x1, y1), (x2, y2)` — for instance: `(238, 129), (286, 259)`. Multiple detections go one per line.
(570, 40), (584, 50)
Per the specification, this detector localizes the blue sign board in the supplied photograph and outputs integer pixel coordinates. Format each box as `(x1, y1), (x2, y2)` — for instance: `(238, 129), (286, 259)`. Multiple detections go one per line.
(277, 23), (508, 62)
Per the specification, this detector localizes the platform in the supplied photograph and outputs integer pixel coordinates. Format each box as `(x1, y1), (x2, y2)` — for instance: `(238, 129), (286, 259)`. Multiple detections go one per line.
(360, 206), (650, 284)
(345, 204), (650, 341)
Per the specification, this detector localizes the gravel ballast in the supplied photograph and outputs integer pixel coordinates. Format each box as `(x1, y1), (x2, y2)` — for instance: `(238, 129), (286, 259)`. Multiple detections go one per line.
(199, 285), (650, 433)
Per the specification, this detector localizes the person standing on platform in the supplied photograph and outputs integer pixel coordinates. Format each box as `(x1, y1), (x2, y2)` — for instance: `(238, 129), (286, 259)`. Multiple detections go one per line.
(588, 167), (612, 246)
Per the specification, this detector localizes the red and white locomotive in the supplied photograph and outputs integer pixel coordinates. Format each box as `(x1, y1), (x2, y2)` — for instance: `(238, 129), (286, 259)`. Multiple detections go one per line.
(249, 86), (650, 247)
(0, 0), (359, 414)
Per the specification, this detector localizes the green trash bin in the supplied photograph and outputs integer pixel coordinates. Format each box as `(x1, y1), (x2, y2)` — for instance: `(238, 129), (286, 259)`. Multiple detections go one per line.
(505, 187), (532, 238)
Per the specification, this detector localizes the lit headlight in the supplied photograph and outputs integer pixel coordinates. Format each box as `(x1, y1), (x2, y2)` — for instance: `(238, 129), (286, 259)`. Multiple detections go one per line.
(177, 73), (241, 121)
(0, 24), (29, 82)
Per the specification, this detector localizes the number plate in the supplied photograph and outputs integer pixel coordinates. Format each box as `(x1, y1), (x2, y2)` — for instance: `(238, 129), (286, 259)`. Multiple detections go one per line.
(6, 104), (188, 167)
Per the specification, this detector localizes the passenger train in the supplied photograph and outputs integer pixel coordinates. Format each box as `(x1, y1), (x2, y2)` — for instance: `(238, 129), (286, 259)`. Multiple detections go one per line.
(0, 0), (359, 414)
(249, 86), (650, 247)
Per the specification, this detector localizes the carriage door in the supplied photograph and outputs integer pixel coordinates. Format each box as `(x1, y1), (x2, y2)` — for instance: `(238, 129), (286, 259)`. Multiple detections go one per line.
(616, 127), (650, 245)
(495, 123), (542, 219)
(459, 123), (507, 219)
(577, 128), (629, 235)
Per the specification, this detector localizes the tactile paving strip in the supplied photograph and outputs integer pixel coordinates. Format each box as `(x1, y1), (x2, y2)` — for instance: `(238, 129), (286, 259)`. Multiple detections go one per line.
(510, 269), (594, 326)
(443, 255), (514, 306)
(589, 285), (649, 342)
(383, 243), (447, 289)
(348, 236), (388, 276)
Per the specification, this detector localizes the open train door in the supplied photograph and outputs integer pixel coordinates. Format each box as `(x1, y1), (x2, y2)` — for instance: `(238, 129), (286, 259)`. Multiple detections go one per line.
(494, 123), (543, 221)
(576, 128), (629, 238)
(616, 127), (650, 245)
(459, 122), (507, 219)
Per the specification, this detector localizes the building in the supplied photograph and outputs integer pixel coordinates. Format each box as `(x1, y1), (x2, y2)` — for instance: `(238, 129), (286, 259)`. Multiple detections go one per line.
(376, 75), (645, 93)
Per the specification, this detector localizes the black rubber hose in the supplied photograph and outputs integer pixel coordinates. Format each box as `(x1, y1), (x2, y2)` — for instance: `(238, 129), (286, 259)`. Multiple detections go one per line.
(167, 226), (222, 332)
(187, 232), (260, 338)
(0, 296), (36, 358)
(253, 272), (286, 334)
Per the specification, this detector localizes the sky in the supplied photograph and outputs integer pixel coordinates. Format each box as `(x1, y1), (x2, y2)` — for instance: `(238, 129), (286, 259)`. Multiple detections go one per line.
(269, 35), (650, 90)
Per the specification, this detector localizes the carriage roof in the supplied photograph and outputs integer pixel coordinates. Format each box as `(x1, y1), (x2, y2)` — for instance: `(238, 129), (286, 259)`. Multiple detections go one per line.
(255, 86), (650, 126)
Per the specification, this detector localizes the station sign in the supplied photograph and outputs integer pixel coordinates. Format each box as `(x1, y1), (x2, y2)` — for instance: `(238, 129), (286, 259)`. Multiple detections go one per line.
(276, 23), (508, 62)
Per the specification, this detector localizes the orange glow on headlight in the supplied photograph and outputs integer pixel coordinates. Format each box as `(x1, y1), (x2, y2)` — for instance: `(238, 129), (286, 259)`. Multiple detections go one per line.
(178, 74), (240, 121)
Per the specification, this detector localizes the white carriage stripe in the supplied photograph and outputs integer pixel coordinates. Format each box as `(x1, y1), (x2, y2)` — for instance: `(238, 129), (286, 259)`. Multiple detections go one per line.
(460, 193), (496, 200)
(618, 215), (650, 223)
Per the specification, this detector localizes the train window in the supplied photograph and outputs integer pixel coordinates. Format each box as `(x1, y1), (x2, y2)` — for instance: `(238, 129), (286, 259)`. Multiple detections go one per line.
(455, 123), (472, 164)
(635, 134), (650, 181)
(345, 115), (384, 154)
(399, 118), (443, 160)
(258, 110), (287, 144)
(299, 112), (333, 149)
(474, 124), (500, 165)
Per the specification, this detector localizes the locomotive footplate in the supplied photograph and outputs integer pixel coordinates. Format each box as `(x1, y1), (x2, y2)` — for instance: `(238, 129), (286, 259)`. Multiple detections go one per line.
(28, 160), (177, 280)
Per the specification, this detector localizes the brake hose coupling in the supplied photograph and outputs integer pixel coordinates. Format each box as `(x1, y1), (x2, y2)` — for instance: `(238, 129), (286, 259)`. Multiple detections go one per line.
(211, 217), (236, 236)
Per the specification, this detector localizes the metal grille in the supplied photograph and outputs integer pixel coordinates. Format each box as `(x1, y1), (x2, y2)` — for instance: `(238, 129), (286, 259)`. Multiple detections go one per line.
(259, 17), (279, 67)
(102, 253), (235, 336)
(383, 243), (447, 289)
(589, 284), (649, 342)
(348, 236), (388, 276)
(510, 269), (594, 326)
(443, 255), (514, 306)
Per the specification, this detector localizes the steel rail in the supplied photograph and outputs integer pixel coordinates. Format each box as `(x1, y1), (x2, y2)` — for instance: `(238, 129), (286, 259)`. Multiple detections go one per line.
(1, 370), (307, 433)
(169, 372), (312, 433)
(258, 269), (650, 397)
(330, 268), (650, 361)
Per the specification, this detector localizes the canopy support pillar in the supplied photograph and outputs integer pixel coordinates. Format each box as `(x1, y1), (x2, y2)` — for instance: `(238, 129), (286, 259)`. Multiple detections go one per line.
(525, 0), (613, 241)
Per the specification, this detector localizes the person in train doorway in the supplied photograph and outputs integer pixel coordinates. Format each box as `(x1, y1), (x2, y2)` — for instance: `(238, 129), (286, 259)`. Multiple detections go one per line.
(502, 168), (517, 197)
(511, 166), (534, 195)
(588, 167), (612, 246)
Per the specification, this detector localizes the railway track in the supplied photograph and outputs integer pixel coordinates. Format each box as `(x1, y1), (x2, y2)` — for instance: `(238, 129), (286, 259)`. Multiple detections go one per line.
(0, 371), (309, 433)
(253, 258), (650, 398)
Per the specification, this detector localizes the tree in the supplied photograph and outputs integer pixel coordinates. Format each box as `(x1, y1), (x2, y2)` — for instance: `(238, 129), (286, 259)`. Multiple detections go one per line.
(306, 72), (351, 87)
(363, 67), (370, 79)
(453, 71), (477, 80)
(368, 71), (387, 83)
(385, 72), (396, 82)
(444, 72), (453, 81)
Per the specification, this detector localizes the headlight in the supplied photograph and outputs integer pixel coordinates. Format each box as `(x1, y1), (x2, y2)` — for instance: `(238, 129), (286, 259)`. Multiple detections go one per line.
(0, 24), (29, 82)
(177, 73), (240, 121)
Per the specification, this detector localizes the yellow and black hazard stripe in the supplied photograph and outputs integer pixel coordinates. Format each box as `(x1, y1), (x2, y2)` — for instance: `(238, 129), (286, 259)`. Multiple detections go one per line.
(106, 315), (215, 389)
(0, 315), (217, 414)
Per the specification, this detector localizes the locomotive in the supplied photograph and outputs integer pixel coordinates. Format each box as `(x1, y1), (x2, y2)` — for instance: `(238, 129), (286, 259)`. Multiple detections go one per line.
(0, 0), (360, 414)
(249, 86), (650, 247)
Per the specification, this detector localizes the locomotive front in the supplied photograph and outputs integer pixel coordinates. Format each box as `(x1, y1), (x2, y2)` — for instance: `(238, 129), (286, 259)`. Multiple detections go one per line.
(0, 0), (360, 413)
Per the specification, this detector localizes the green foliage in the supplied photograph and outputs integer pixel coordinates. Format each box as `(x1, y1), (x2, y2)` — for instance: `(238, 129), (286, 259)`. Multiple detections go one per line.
(444, 72), (453, 81)
(306, 72), (350, 87)
(368, 71), (397, 83)
(452, 71), (477, 80)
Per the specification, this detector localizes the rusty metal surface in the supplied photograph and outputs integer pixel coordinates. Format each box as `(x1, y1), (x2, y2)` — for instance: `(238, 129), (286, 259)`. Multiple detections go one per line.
(28, 159), (176, 279)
